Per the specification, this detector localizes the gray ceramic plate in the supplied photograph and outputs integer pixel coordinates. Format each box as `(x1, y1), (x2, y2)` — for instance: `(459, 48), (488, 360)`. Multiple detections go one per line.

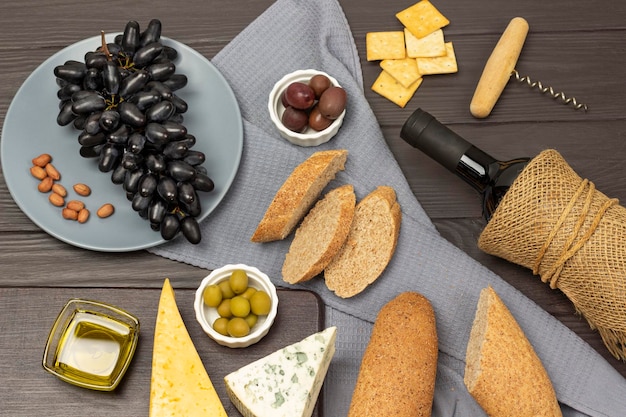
(1, 35), (243, 252)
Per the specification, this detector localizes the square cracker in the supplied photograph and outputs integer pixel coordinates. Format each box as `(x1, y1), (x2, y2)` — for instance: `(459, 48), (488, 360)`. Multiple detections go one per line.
(366, 31), (406, 61)
(371, 70), (423, 108)
(416, 42), (458, 74)
(380, 58), (421, 88)
(396, 0), (450, 39)
(405, 28), (446, 58)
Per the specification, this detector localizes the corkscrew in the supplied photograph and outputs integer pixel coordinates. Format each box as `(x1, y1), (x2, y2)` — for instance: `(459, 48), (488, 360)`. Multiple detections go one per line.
(470, 17), (588, 118)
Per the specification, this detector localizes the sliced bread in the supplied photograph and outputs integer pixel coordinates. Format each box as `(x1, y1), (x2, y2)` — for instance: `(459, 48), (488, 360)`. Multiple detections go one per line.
(250, 149), (348, 243)
(464, 286), (562, 417)
(282, 184), (356, 284)
(324, 185), (401, 298)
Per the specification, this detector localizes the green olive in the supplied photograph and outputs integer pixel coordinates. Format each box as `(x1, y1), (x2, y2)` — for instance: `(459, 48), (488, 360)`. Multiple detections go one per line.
(229, 269), (249, 294)
(245, 313), (258, 329)
(250, 291), (271, 316)
(217, 299), (232, 318)
(230, 295), (251, 318)
(203, 284), (223, 308)
(240, 287), (257, 300)
(213, 317), (230, 336)
(227, 317), (250, 337)
(218, 279), (235, 299)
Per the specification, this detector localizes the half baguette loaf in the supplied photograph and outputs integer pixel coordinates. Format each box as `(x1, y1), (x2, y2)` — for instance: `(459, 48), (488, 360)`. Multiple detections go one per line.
(348, 292), (438, 417)
(251, 149), (348, 242)
(464, 286), (562, 417)
(282, 184), (356, 284)
(324, 185), (401, 298)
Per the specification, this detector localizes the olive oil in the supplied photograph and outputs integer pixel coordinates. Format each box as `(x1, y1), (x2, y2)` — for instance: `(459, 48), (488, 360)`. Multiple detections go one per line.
(53, 311), (136, 389)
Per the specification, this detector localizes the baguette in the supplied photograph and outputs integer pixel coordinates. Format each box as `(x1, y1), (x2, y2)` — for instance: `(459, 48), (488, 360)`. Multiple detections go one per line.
(282, 184), (356, 284)
(347, 292), (438, 417)
(464, 286), (562, 417)
(251, 149), (348, 242)
(324, 185), (401, 298)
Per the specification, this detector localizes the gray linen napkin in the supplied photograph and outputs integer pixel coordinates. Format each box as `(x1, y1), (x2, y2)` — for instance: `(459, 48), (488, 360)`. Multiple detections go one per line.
(150, 0), (626, 415)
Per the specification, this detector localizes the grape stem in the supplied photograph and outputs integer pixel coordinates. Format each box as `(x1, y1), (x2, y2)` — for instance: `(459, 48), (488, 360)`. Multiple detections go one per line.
(100, 30), (112, 60)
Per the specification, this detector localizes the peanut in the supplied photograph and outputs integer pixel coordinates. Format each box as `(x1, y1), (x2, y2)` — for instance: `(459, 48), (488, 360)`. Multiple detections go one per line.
(62, 208), (78, 220)
(38, 177), (54, 193)
(32, 153), (52, 167)
(73, 183), (91, 196)
(49, 192), (65, 207)
(77, 208), (90, 224)
(30, 165), (47, 180)
(44, 163), (61, 181)
(51, 183), (67, 197)
(66, 200), (85, 212)
(97, 203), (115, 218)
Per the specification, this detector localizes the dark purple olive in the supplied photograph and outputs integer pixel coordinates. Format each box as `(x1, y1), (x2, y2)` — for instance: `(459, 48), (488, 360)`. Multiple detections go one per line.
(308, 74), (331, 99)
(284, 82), (315, 110)
(308, 106), (333, 131)
(317, 86), (347, 120)
(281, 106), (308, 132)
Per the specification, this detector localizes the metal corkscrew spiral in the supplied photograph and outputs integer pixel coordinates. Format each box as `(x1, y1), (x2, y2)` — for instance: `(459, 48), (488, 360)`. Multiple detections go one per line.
(470, 17), (588, 118)
(511, 69), (588, 111)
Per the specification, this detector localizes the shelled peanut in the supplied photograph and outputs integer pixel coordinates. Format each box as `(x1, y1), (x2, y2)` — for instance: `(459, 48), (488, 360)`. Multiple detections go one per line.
(29, 153), (113, 223)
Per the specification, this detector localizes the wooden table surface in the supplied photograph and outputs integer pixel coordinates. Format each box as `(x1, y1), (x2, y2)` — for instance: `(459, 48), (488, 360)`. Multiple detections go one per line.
(1, 0), (625, 414)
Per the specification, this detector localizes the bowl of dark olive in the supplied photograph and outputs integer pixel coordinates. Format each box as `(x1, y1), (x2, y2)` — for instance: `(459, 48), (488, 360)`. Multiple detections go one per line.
(194, 264), (278, 348)
(268, 69), (347, 147)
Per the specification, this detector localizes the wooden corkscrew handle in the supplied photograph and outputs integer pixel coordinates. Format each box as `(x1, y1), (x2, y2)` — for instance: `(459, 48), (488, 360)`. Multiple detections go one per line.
(470, 17), (529, 118)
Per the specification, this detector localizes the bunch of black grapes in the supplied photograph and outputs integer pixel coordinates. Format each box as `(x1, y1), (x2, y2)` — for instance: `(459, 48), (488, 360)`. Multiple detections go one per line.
(54, 19), (214, 244)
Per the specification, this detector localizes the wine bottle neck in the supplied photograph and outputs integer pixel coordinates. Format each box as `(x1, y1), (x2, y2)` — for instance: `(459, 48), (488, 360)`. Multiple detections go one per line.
(400, 109), (498, 194)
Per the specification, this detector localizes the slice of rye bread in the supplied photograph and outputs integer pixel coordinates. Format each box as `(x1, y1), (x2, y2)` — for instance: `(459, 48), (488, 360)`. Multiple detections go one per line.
(464, 286), (562, 417)
(251, 149), (348, 243)
(282, 184), (356, 284)
(324, 185), (401, 298)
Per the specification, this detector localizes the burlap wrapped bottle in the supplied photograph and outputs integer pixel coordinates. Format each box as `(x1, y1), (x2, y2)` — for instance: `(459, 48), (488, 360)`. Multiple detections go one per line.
(478, 149), (626, 360)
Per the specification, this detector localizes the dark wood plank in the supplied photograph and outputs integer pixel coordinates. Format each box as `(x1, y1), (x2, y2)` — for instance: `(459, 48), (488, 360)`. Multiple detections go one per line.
(0, 287), (324, 417)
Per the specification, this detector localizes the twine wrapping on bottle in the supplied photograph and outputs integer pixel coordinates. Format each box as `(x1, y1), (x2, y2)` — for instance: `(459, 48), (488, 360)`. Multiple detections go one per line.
(478, 149), (626, 360)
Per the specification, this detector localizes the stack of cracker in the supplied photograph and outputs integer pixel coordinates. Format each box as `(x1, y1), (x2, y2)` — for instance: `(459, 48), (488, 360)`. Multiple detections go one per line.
(367, 0), (457, 107)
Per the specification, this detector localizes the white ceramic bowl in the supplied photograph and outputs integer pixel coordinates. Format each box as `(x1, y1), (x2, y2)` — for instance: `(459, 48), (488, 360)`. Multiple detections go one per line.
(268, 69), (346, 147)
(194, 264), (278, 348)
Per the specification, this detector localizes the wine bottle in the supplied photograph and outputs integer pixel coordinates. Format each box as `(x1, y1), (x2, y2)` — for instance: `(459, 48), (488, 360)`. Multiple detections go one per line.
(400, 108), (530, 220)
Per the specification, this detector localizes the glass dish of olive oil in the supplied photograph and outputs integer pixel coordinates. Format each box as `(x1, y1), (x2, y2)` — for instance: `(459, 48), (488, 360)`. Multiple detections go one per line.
(42, 299), (139, 391)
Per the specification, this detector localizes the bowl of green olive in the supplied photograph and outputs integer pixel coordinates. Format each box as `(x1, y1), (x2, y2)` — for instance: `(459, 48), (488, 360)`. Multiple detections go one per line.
(194, 264), (278, 348)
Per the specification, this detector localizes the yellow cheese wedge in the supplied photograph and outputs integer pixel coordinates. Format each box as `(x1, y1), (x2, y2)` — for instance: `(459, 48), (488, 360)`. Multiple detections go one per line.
(149, 278), (227, 417)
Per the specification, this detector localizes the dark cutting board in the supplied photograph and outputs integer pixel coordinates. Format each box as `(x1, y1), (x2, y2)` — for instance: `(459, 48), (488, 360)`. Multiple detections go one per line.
(0, 287), (325, 417)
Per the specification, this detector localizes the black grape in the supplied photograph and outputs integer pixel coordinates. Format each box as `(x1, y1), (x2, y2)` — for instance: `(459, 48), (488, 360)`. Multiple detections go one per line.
(53, 19), (213, 244)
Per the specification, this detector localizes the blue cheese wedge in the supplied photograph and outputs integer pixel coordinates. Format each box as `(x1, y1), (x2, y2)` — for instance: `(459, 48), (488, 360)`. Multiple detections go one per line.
(224, 326), (337, 417)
